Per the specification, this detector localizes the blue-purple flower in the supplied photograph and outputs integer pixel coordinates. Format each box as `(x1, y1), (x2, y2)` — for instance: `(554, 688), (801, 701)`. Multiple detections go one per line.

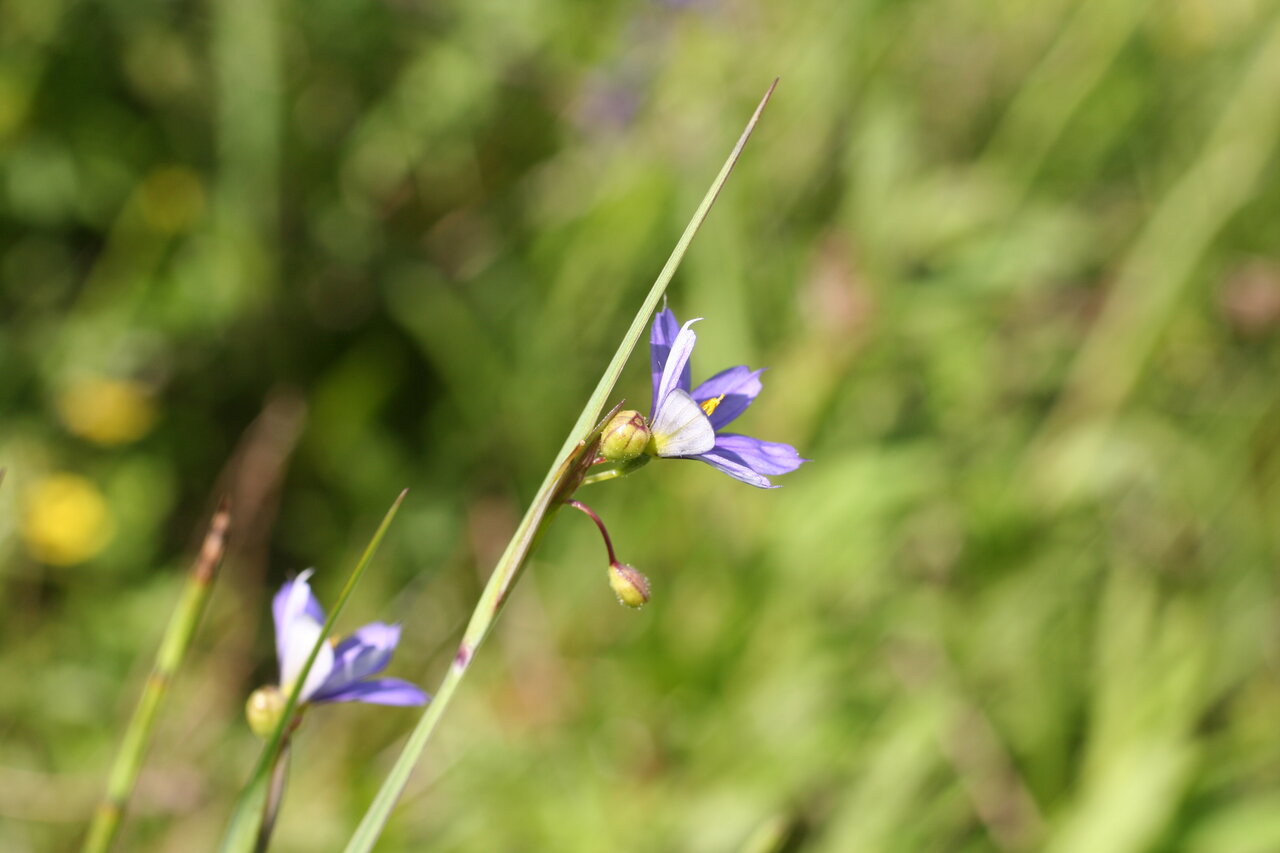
(646, 308), (806, 488)
(271, 570), (427, 707)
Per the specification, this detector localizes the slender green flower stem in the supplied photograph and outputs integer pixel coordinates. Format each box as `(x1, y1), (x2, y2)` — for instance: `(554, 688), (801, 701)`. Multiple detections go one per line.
(82, 501), (232, 853)
(580, 454), (650, 486)
(343, 79), (779, 853)
(344, 452), (580, 853)
(580, 469), (624, 486)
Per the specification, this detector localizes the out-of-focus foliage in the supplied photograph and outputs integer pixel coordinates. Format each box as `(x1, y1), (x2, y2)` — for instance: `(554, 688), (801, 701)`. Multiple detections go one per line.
(3, 0), (1280, 850)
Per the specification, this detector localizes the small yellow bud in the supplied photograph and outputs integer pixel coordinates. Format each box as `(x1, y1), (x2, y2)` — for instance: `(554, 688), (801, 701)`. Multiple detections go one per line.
(599, 410), (651, 463)
(608, 562), (651, 609)
(245, 686), (286, 737)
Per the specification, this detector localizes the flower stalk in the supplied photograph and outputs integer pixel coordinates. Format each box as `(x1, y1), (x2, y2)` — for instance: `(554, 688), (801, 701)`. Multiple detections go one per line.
(83, 501), (231, 853)
(567, 500), (618, 565)
(254, 741), (291, 853)
(567, 500), (649, 607)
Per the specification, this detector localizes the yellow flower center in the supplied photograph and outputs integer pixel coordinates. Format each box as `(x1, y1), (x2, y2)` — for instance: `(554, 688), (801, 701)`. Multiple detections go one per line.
(699, 394), (726, 417)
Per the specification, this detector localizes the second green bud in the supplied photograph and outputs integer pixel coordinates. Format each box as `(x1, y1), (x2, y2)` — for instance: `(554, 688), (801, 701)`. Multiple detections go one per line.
(599, 409), (651, 463)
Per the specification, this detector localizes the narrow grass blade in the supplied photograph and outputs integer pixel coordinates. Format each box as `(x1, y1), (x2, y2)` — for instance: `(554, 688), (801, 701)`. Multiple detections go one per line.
(217, 490), (407, 853)
(81, 501), (232, 853)
(342, 79), (779, 853)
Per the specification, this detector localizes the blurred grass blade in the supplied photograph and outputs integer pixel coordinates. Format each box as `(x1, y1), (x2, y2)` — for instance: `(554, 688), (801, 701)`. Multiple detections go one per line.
(342, 79), (779, 853)
(738, 814), (795, 853)
(217, 490), (407, 853)
(81, 501), (232, 853)
(1026, 17), (1280, 499)
(981, 0), (1151, 194)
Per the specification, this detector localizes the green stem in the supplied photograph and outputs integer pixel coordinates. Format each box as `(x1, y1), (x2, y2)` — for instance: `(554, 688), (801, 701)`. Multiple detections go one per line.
(580, 454), (650, 487)
(580, 468), (626, 486)
(82, 501), (231, 853)
(341, 79), (780, 853)
(343, 461), (572, 853)
(253, 740), (291, 853)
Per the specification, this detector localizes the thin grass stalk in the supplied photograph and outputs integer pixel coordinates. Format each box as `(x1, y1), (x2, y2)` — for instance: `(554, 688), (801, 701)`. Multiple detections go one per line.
(81, 501), (232, 853)
(217, 490), (407, 853)
(341, 79), (779, 853)
(254, 741), (291, 853)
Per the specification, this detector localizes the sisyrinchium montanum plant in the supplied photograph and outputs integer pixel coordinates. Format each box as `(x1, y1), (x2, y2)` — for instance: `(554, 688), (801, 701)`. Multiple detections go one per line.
(215, 79), (800, 853)
(335, 79), (805, 853)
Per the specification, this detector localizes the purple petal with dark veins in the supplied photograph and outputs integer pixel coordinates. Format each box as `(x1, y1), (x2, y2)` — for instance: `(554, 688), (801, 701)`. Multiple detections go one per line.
(711, 434), (808, 476)
(692, 366), (764, 429)
(693, 434), (808, 488)
(312, 623), (401, 700)
(692, 449), (777, 488)
(315, 678), (429, 706)
(272, 571), (326, 671)
(650, 308), (691, 412)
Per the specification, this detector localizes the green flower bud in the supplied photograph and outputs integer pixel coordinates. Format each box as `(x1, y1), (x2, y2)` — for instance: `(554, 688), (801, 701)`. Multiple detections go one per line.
(600, 410), (651, 463)
(245, 685), (286, 737)
(608, 562), (651, 609)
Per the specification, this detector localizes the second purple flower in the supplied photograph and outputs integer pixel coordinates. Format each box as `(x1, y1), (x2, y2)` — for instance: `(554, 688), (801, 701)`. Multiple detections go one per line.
(599, 307), (807, 489)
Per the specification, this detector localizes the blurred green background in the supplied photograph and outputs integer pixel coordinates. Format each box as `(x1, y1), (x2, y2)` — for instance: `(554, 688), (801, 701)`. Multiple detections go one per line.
(4, 0), (1280, 850)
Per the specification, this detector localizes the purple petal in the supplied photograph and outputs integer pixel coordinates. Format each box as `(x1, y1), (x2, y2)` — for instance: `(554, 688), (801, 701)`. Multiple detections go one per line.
(271, 570), (326, 672)
(692, 366), (764, 430)
(652, 319), (700, 420)
(280, 615), (336, 702)
(315, 678), (429, 706)
(692, 450), (777, 488)
(312, 622), (401, 700)
(650, 308), (692, 412)
(712, 434), (808, 476)
(694, 434), (808, 488)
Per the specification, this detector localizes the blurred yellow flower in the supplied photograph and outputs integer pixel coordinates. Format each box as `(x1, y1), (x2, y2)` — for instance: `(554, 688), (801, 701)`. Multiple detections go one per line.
(21, 474), (116, 565)
(137, 165), (205, 233)
(57, 377), (157, 446)
(0, 72), (30, 144)
(1159, 0), (1262, 54)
